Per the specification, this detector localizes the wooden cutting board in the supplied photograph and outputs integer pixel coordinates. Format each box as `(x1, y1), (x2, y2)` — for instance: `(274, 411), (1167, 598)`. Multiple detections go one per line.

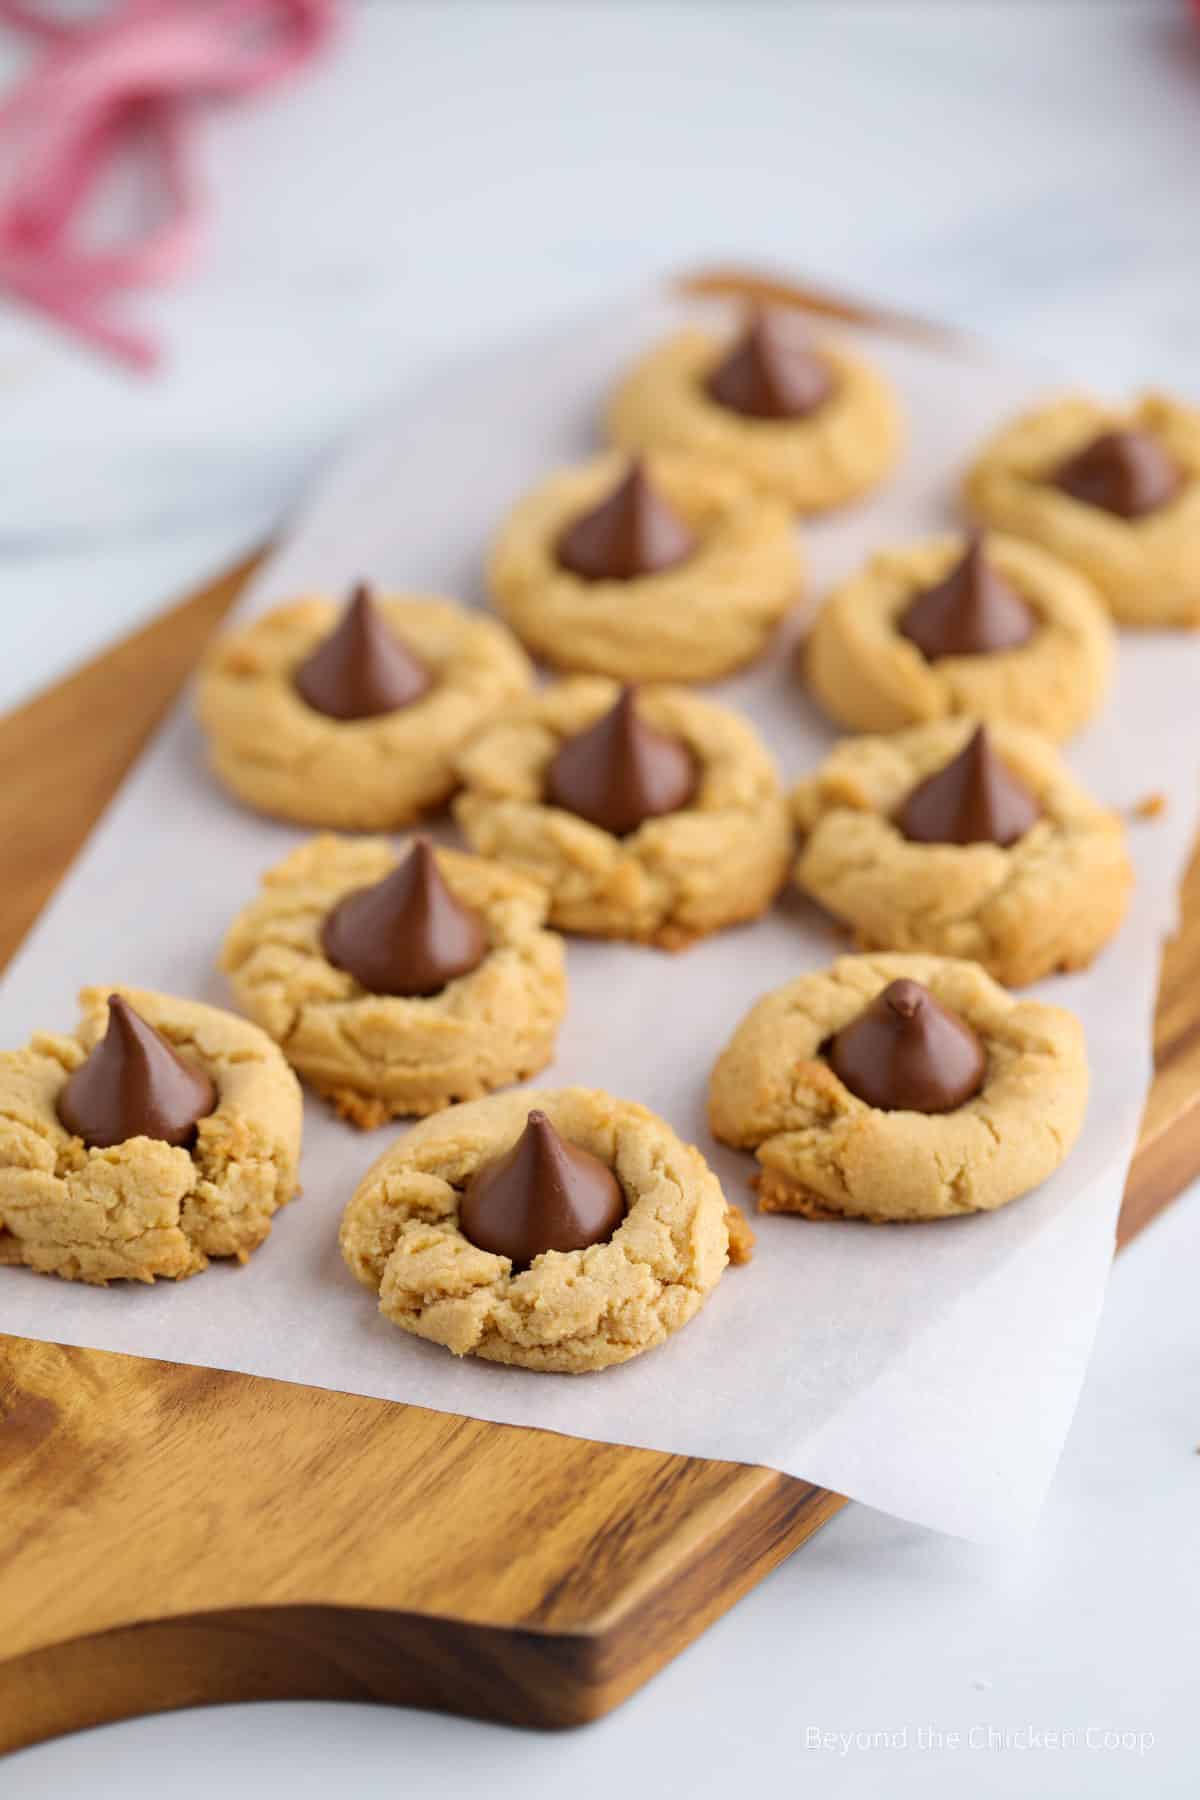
(1, 271), (1197, 1754)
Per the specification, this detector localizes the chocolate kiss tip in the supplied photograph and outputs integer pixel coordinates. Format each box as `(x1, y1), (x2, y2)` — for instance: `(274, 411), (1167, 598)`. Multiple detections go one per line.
(545, 683), (697, 837)
(556, 459), (696, 583)
(896, 723), (1040, 849)
(1053, 427), (1181, 520)
(706, 307), (833, 421)
(457, 1108), (626, 1267)
(884, 979), (923, 1021)
(321, 835), (486, 998)
(828, 978), (986, 1115)
(899, 535), (1035, 660)
(294, 582), (431, 722)
(56, 995), (216, 1151)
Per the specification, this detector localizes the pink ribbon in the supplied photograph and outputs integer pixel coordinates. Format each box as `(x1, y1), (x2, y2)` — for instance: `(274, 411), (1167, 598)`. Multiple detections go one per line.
(0, 0), (338, 369)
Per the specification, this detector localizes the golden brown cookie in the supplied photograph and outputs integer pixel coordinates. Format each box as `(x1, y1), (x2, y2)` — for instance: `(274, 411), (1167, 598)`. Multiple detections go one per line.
(339, 1086), (732, 1371)
(221, 836), (567, 1127)
(724, 1201), (757, 1265)
(453, 678), (791, 948)
(0, 987), (302, 1284)
(791, 718), (1132, 987)
(709, 952), (1088, 1222)
(196, 593), (532, 829)
(805, 532), (1112, 740)
(486, 448), (802, 682)
(606, 321), (902, 513)
(964, 392), (1200, 626)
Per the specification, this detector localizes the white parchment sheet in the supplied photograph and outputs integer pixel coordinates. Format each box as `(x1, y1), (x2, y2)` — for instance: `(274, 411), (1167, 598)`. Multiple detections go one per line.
(4, 296), (1198, 1540)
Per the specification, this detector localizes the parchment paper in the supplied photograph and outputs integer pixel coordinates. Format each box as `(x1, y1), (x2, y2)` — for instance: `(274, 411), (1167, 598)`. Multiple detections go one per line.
(3, 296), (1197, 1540)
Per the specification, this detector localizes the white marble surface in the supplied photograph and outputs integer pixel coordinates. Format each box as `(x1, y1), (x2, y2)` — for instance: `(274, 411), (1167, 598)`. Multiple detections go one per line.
(4, 2), (1200, 1793)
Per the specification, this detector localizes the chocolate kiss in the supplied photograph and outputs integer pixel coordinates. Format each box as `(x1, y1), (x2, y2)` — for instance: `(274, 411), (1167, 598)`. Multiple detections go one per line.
(899, 535), (1035, 659)
(321, 837), (487, 997)
(57, 995), (217, 1150)
(828, 978), (986, 1114)
(294, 583), (432, 720)
(1053, 428), (1181, 520)
(897, 725), (1040, 849)
(545, 685), (698, 837)
(556, 459), (696, 582)
(458, 1109), (626, 1266)
(706, 308), (834, 420)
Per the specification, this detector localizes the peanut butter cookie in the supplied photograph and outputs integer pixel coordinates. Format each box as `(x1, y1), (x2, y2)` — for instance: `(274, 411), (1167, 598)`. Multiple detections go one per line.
(453, 678), (791, 948)
(709, 953), (1088, 1222)
(340, 1086), (732, 1371)
(221, 835), (567, 1127)
(805, 531), (1112, 740)
(197, 589), (532, 829)
(791, 718), (1132, 987)
(606, 312), (902, 513)
(0, 987), (302, 1283)
(964, 391), (1200, 626)
(487, 448), (801, 682)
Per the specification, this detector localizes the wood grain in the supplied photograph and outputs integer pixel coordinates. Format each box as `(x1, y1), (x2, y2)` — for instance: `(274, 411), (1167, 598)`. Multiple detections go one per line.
(1, 267), (1197, 1752)
(679, 263), (958, 343)
(0, 552), (257, 972)
(0, 1339), (840, 1743)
